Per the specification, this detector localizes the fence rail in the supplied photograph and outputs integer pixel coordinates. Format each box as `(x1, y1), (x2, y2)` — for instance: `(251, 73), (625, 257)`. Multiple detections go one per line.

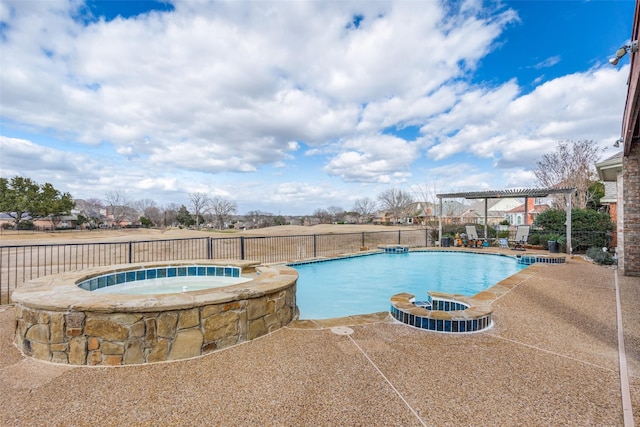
(0, 229), (433, 305)
(0, 228), (610, 305)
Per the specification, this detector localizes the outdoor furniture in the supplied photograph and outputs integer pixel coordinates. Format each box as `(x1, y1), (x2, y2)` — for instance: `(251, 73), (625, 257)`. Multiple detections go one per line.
(499, 238), (509, 248)
(510, 225), (530, 251)
(465, 225), (484, 248)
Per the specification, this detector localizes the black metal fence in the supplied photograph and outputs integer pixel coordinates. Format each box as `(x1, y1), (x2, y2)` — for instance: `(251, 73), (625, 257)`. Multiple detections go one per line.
(0, 229), (433, 305)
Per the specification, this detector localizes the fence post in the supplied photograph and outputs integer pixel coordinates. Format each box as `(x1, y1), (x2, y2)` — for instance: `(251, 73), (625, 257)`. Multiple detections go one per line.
(240, 236), (245, 260)
(207, 237), (212, 260)
(398, 230), (401, 244)
(313, 235), (317, 258)
(128, 242), (133, 263)
(361, 232), (365, 248)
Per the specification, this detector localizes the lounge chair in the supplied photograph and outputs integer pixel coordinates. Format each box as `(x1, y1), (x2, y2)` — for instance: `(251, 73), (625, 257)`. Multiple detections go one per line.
(465, 225), (484, 248)
(510, 225), (530, 251)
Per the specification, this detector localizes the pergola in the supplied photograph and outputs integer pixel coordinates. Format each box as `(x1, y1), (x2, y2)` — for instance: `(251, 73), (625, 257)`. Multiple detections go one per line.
(436, 188), (576, 255)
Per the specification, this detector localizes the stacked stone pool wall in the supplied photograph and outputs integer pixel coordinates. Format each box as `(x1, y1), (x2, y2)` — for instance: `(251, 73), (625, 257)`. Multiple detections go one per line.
(12, 260), (298, 366)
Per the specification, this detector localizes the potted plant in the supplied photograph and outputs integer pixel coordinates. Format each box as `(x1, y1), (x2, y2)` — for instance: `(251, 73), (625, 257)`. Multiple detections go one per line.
(547, 234), (561, 253)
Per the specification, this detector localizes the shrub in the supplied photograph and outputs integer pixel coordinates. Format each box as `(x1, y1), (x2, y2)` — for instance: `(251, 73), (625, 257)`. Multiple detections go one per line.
(585, 247), (615, 265)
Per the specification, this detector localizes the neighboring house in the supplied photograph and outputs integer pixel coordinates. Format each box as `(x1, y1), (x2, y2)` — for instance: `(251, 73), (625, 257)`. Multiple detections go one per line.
(0, 212), (32, 229)
(459, 198), (524, 226)
(33, 215), (78, 230)
(615, 0), (640, 276)
(303, 217), (321, 226)
(373, 211), (395, 225)
(505, 202), (550, 226)
(404, 202), (436, 225)
(596, 151), (623, 249)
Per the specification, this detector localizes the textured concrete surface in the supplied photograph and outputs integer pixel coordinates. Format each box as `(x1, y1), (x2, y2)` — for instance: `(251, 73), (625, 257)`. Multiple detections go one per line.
(1, 258), (639, 426)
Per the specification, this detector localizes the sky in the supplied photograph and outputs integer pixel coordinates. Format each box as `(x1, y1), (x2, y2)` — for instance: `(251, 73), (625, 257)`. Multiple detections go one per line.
(0, 0), (636, 216)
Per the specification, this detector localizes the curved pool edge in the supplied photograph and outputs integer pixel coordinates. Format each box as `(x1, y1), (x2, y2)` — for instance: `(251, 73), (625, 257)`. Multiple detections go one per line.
(390, 263), (546, 333)
(12, 260), (298, 366)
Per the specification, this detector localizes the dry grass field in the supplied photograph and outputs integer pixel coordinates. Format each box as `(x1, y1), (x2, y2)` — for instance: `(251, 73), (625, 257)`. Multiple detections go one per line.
(0, 224), (408, 245)
(0, 224), (422, 304)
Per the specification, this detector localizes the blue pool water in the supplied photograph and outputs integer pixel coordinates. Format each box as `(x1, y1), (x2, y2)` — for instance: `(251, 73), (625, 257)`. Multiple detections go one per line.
(292, 251), (526, 319)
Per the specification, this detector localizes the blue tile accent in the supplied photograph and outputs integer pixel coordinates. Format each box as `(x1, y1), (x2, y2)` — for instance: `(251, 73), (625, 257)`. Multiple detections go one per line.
(215, 267), (224, 276)
(107, 275), (115, 287)
(136, 270), (146, 281)
(116, 273), (126, 284)
(177, 267), (187, 277)
(157, 268), (166, 278)
(167, 268), (177, 278)
(224, 267), (233, 277)
(97, 276), (107, 289)
(206, 267), (215, 276)
(126, 271), (136, 282)
(146, 269), (157, 279)
(197, 267), (205, 276)
(444, 320), (451, 332)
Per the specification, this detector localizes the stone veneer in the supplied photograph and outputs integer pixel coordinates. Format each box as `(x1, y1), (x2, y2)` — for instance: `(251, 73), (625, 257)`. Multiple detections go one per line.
(12, 260), (297, 366)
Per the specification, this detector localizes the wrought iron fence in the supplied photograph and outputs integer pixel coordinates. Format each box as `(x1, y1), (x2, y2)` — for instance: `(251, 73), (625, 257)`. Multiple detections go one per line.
(0, 229), (432, 305)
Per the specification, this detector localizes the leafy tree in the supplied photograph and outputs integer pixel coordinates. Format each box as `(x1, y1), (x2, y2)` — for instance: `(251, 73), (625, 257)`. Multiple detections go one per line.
(175, 205), (194, 227)
(586, 181), (605, 211)
(0, 176), (73, 229)
(139, 216), (154, 228)
(534, 140), (601, 209)
(534, 208), (614, 252)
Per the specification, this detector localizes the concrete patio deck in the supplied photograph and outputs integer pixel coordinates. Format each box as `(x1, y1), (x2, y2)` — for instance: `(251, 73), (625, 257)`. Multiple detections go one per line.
(1, 256), (639, 426)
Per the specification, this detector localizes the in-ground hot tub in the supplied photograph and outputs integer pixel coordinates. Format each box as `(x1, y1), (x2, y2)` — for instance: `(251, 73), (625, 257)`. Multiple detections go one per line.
(12, 260), (298, 366)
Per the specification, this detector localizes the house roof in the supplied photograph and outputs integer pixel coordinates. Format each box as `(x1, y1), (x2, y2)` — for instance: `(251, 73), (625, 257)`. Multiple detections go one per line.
(595, 151), (623, 182)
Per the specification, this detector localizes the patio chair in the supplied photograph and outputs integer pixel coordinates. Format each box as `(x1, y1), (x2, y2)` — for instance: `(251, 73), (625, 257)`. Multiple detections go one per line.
(465, 225), (484, 248)
(510, 225), (530, 251)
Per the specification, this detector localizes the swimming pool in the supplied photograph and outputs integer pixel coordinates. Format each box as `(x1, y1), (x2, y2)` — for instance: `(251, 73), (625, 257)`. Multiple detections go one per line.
(292, 251), (526, 319)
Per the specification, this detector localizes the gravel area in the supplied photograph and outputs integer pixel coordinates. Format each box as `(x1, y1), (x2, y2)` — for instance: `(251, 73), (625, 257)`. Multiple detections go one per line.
(1, 259), (638, 426)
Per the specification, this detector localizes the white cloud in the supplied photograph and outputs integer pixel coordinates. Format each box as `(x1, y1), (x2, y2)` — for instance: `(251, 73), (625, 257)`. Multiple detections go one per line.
(0, 1), (631, 214)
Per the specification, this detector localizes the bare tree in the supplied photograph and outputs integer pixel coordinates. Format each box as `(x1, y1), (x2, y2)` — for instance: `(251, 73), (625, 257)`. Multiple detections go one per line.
(534, 140), (601, 209)
(312, 208), (332, 224)
(104, 190), (132, 227)
(76, 198), (104, 227)
(377, 188), (414, 223)
(163, 203), (180, 227)
(209, 196), (237, 229)
(327, 205), (345, 223)
(189, 192), (211, 230)
(352, 198), (377, 223)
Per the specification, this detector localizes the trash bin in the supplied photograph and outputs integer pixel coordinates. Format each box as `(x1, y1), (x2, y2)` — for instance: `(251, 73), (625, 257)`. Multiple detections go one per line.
(442, 237), (451, 247)
(548, 241), (559, 253)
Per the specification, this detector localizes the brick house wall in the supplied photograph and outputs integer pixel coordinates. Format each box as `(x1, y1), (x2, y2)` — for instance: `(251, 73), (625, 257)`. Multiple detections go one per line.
(623, 143), (640, 276)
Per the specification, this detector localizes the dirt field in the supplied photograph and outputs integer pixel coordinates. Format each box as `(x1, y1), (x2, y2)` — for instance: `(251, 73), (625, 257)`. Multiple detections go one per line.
(0, 224), (410, 245)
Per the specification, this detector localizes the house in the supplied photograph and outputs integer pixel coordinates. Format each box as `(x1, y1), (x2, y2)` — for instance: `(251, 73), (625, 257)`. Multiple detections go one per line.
(459, 198), (523, 226)
(613, 0), (640, 276)
(596, 151), (623, 250)
(505, 200), (550, 226)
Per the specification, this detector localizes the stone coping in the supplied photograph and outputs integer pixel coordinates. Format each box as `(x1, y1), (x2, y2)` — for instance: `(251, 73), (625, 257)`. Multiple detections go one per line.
(11, 259), (298, 313)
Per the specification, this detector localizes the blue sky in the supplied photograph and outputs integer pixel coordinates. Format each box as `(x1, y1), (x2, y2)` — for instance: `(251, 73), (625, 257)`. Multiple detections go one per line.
(0, 0), (636, 215)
